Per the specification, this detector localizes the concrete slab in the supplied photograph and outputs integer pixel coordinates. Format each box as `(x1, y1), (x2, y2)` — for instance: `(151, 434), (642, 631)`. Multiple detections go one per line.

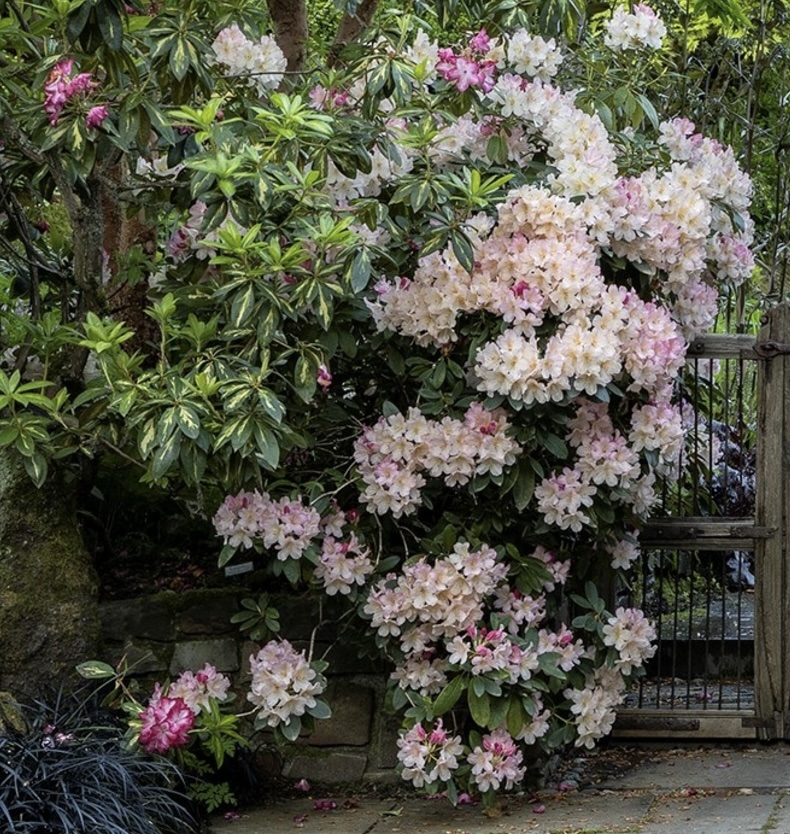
(637, 793), (780, 834)
(209, 798), (395, 834)
(599, 747), (790, 790)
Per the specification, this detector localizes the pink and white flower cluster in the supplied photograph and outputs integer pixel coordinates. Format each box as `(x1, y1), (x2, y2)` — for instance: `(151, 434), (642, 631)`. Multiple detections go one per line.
(604, 4), (667, 51)
(467, 728), (525, 792)
(137, 664), (231, 754)
(247, 639), (326, 727)
(213, 489), (321, 560)
(396, 720), (465, 788)
(168, 663), (232, 713)
(354, 403), (520, 517)
(315, 532), (374, 595)
(210, 24), (286, 94)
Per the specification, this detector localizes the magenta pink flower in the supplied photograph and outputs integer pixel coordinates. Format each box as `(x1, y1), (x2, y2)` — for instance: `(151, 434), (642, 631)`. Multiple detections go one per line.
(43, 59), (96, 126)
(86, 105), (109, 129)
(317, 365), (332, 389)
(138, 695), (194, 754)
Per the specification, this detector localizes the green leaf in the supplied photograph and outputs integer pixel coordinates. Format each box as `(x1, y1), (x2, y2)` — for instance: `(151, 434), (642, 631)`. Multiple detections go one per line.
(307, 699), (332, 720)
(349, 248), (372, 293)
(150, 431), (181, 480)
(506, 696), (526, 737)
(218, 544), (237, 568)
(96, 1), (123, 51)
(280, 716), (302, 742)
(230, 284), (256, 329)
(433, 675), (465, 716)
(253, 422), (280, 469)
(169, 37), (191, 81)
(23, 452), (48, 488)
(175, 405), (201, 440)
(76, 660), (116, 680)
(513, 463), (535, 511)
(282, 557), (301, 585)
(467, 687), (491, 728)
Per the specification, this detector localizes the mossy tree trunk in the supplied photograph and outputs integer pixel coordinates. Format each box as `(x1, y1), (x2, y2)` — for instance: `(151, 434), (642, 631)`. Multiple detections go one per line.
(0, 449), (100, 700)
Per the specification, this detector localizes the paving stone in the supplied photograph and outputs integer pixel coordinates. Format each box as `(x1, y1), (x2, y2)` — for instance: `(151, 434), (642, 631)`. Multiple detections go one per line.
(638, 792), (779, 834)
(210, 798), (394, 834)
(176, 594), (239, 635)
(601, 747), (790, 790)
(103, 641), (170, 673)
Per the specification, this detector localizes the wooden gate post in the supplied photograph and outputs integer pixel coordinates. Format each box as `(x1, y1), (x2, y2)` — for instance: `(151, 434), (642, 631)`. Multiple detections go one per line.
(755, 304), (790, 739)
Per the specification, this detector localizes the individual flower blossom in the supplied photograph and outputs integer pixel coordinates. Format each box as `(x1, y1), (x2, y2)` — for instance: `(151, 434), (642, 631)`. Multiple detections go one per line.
(247, 640), (326, 727)
(139, 695), (195, 754)
(604, 4), (667, 51)
(467, 728), (525, 792)
(85, 104), (109, 129)
(317, 364), (332, 389)
(606, 536), (640, 570)
(396, 720), (464, 788)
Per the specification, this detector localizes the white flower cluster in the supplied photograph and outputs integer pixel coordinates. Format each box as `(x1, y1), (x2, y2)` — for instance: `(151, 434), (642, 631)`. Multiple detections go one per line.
(247, 640), (325, 726)
(565, 667), (627, 749)
(210, 24), (287, 95)
(604, 4), (667, 51)
(602, 606), (658, 675)
(354, 403), (521, 517)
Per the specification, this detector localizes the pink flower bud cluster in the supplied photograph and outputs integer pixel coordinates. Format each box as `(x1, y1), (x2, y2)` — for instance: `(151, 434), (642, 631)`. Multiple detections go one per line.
(213, 490), (321, 560)
(467, 728), (525, 792)
(354, 403), (520, 517)
(603, 4), (667, 51)
(44, 58), (106, 128)
(396, 719), (465, 788)
(247, 639), (326, 727)
(210, 24), (286, 94)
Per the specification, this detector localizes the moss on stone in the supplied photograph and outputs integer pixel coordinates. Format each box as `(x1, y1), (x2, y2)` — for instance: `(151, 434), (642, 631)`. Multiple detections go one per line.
(0, 450), (100, 699)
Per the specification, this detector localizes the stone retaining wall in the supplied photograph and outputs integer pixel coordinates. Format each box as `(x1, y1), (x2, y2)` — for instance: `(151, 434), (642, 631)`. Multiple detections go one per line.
(99, 588), (399, 783)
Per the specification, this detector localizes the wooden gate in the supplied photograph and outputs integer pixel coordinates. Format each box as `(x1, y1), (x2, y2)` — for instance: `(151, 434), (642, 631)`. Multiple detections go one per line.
(614, 306), (790, 740)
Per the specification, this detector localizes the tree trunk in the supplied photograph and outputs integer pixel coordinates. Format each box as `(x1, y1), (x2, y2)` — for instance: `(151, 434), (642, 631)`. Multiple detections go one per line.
(333, 0), (379, 56)
(0, 450), (100, 700)
(266, 0), (309, 74)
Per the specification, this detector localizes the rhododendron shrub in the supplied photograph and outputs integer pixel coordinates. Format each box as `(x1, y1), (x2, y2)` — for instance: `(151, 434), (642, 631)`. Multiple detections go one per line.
(195, 7), (752, 805)
(2, 0), (754, 806)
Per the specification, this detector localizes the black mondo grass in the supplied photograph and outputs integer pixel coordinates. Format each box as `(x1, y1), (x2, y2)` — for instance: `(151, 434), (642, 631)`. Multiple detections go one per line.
(0, 689), (197, 834)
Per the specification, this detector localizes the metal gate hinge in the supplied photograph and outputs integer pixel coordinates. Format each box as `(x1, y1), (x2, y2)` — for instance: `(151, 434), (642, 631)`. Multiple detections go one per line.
(753, 340), (790, 359)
